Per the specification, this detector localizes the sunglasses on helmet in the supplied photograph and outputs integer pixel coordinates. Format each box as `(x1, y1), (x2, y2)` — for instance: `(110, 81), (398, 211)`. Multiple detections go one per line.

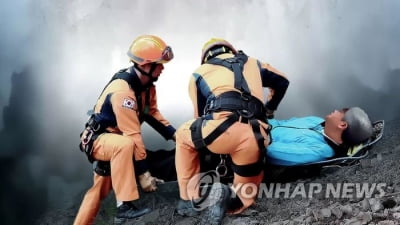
(158, 46), (174, 63)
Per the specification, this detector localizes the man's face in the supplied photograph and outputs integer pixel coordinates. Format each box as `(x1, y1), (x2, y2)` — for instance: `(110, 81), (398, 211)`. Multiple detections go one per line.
(150, 63), (164, 82)
(325, 108), (348, 133)
(140, 63), (164, 84)
(143, 63), (164, 82)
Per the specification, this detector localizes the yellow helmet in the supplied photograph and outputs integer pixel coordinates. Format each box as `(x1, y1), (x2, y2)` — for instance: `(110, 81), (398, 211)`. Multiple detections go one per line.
(127, 35), (174, 65)
(200, 38), (237, 64)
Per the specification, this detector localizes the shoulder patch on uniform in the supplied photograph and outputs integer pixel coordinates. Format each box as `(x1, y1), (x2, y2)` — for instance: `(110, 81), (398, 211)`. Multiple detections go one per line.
(122, 98), (136, 110)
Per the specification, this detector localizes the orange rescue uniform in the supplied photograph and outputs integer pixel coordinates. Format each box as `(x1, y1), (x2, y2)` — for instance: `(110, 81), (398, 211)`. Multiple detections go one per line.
(74, 68), (175, 225)
(175, 52), (289, 214)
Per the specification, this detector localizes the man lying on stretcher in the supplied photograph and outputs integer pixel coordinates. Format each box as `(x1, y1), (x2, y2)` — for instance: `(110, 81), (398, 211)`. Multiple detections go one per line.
(267, 107), (374, 166)
(118, 107), (375, 180)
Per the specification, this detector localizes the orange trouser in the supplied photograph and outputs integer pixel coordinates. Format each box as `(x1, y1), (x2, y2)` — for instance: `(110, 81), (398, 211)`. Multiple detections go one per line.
(175, 117), (269, 214)
(73, 133), (140, 225)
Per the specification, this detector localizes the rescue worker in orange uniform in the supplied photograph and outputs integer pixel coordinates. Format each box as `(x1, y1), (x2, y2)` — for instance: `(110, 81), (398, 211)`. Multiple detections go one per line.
(74, 35), (176, 225)
(175, 38), (290, 225)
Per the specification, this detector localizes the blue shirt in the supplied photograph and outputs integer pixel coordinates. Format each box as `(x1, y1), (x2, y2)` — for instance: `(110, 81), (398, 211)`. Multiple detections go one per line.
(267, 116), (335, 166)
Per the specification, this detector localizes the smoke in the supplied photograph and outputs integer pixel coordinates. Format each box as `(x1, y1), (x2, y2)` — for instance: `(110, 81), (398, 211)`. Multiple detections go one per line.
(0, 0), (399, 223)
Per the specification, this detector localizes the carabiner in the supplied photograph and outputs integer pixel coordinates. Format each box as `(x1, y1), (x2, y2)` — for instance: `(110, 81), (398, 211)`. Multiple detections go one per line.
(82, 129), (94, 145)
(216, 164), (228, 177)
(215, 155), (228, 177)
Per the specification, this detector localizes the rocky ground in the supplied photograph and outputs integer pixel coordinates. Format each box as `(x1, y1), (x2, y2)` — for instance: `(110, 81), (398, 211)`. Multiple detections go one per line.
(37, 118), (400, 225)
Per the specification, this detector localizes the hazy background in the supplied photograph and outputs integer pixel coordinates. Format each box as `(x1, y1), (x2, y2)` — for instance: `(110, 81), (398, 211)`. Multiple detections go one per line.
(1, 0), (399, 223)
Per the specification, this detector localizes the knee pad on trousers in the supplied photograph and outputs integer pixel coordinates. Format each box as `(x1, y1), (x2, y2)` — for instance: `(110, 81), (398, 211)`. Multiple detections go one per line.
(231, 159), (263, 177)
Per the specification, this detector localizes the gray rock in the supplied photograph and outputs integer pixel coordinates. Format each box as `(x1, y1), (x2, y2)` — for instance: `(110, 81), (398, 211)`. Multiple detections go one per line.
(331, 206), (343, 219)
(360, 198), (370, 211)
(369, 198), (383, 212)
(292, 216), (306, 223)
(372, 212), (389, 220)
(306, 207), (313, 217)
(392, 205), (400, 212)
(321, 208), (332, 218)
(392, 212), (400, 219)
(356, 211), (372, 224)
(305, 216), (314, 223)
(341, 204), (354, 216)
(383, 208), (389, 216)
(386, 186), (395, 193)
(311, 209), (320, 220)
(377, 221), (396, 225)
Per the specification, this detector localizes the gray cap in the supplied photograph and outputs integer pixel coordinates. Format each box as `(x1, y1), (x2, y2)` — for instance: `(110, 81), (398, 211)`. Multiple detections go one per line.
(342, 107), (373, 145)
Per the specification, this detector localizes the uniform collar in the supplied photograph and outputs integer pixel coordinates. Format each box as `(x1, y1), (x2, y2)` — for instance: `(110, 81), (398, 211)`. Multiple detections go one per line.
(127, 67), (149, 93)
(321, 122), (347, 157)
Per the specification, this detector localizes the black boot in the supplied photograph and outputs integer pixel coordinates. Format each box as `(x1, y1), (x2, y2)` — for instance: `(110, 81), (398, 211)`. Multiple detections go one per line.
(200, 183), (231, 225)
(114, 201), (151, 225)
(175, 199), (200, 216)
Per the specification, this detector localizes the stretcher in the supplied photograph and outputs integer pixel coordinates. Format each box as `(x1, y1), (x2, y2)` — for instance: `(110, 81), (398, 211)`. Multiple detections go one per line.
(264, 120), (385, 182)
(273, 120), (384, 167)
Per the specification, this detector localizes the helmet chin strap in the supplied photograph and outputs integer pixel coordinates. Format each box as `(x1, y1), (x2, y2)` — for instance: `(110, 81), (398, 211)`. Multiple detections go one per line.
(134, 63), (158, 85)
